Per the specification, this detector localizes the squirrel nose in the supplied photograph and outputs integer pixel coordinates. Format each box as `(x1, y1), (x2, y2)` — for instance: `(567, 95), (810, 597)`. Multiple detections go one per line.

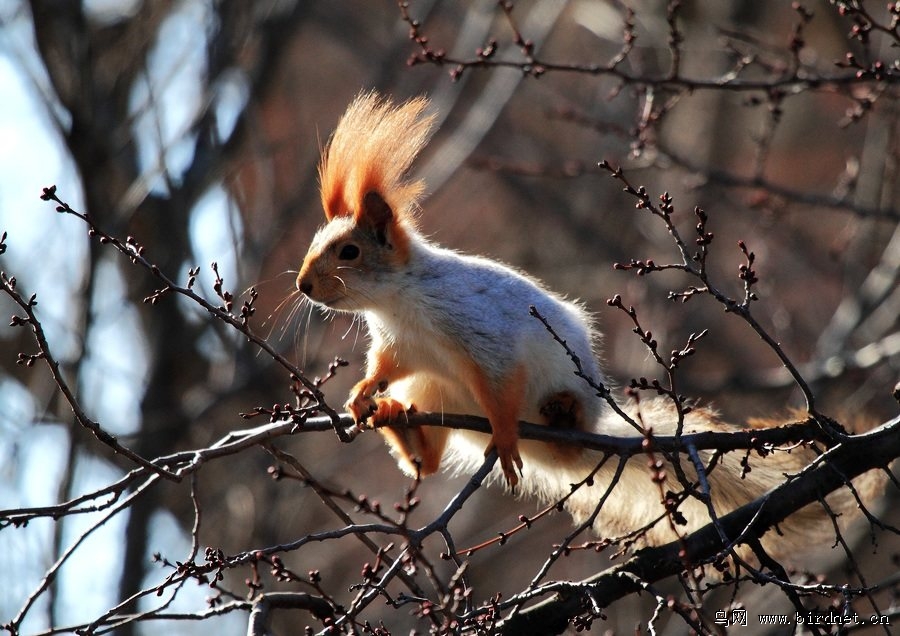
(296, 275), (312, 296)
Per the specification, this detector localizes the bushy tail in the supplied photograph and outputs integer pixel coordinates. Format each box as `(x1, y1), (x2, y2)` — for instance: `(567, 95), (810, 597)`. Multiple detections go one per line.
(540, 398), (889, 567)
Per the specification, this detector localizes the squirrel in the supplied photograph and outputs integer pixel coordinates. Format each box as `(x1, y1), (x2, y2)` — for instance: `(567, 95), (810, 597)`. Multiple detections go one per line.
(297, 92), (886, 560)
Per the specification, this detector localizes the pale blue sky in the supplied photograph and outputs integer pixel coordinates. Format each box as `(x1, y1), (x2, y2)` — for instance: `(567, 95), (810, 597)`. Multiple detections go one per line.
(0, 2), (245, 632)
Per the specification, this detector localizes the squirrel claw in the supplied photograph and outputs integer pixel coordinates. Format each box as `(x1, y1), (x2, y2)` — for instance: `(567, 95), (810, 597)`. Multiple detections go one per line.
(348, 393), (409, 429)
(347, 392), (379, 425)
(486, 440), (523, 487)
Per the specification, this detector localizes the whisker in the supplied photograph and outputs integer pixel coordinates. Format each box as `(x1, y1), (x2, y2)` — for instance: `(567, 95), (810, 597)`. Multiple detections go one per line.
(342, 315), (357, 341)
(254, 270), (303, 341)
(297, 300), (313, 367)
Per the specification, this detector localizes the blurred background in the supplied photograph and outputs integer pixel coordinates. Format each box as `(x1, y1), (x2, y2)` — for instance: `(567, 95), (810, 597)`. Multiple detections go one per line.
(0, 0), (898, 634)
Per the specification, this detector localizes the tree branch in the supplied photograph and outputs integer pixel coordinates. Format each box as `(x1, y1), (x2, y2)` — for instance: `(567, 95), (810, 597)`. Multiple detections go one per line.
(498, 415), (900, 634)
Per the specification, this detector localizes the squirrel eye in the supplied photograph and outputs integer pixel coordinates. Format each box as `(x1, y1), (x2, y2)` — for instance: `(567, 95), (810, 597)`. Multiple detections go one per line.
(338, 244), (360, 260)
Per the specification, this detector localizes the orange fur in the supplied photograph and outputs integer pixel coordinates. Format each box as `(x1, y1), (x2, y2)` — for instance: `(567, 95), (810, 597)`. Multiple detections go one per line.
(464, 359), (527, 485)
(376, 408), (448, 477)
(318, 92), (433, 226)
(347, 346), (408, 422)
(346, 345), (448, 476)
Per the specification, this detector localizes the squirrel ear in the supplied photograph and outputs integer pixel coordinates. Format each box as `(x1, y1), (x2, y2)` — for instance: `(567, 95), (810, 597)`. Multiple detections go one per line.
(361, 191), (394, 246)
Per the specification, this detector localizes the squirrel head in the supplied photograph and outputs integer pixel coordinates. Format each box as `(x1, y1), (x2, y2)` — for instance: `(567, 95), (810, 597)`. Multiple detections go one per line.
(297, 92), (435, 311)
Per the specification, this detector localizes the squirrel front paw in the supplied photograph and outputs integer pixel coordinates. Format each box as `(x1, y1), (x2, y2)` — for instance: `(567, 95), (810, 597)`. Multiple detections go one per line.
(347, 392), (378, 424)
(486, 437), (523, 487)
(347, 377), (384, 424)
(347, 377), (414, 428)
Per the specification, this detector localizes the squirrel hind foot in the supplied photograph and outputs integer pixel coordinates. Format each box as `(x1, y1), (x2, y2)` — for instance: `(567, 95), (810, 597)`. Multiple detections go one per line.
(485, 437), (523, 487)
(539, 390), (585, 429)
(537, 390), (588, 464)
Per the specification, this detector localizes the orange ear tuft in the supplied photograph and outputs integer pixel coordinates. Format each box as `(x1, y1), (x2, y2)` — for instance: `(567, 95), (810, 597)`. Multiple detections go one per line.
(318, 92), (434, 224)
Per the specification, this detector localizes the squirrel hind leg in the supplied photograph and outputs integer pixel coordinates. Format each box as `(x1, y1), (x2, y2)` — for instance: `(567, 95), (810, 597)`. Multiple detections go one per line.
(466, 362), (527, 486)
(369, 398), (448, 477)
(538, 390), (588, 462)
(539, 390), (584, 429)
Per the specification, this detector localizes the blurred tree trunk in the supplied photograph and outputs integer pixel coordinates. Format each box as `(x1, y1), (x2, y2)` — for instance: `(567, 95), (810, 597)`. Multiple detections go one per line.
(29, 2), (196, 628)
(26, 2), (316, 628)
